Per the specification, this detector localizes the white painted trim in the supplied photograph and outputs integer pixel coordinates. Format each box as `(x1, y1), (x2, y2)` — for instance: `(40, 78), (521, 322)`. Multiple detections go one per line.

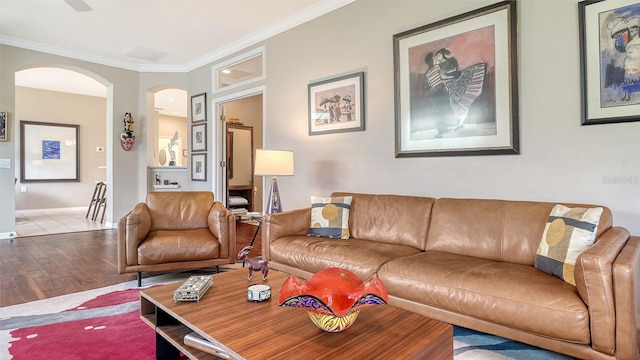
(0, 232), (18, 240)
(211, 46), (266, 94)
(15, 207), (87, 215)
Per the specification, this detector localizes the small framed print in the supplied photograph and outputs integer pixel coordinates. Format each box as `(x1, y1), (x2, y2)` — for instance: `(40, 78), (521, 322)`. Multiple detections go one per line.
(191, 153), (207, 181)
(308, 71), (365, 135)
(0, 111), (7, 141)
(191, 123), (207, 152)
(191, 93), (207, 123)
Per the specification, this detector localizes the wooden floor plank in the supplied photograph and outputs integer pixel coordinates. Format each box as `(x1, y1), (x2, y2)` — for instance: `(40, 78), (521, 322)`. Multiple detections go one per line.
(0, 222), (261, 307)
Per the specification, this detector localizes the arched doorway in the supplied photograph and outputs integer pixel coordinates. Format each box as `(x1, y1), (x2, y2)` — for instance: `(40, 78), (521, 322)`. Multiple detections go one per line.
(14, 66), (112, 236)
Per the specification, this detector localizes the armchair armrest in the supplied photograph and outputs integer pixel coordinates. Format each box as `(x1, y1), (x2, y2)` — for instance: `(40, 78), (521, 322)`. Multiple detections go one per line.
(575, 226), (630, 355)
(261, 208), (311, 260)
(207, 202), (236, 259)
(117, 203), (151, 272)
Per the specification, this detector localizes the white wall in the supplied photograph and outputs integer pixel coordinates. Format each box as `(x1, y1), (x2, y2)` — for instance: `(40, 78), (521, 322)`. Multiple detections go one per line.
(259, 0), (640, 234)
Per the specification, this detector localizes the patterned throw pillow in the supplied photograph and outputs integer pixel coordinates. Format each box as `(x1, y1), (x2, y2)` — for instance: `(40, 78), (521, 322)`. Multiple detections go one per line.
(308, 196), (352, 240)
(535, 204), (603, 286)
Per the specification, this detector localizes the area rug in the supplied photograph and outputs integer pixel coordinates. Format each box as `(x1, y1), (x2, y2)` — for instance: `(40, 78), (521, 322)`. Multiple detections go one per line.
(0, 270), (573, 360)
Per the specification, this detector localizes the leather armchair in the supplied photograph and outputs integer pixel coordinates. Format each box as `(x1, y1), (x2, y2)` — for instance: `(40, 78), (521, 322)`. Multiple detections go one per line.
(117, 191), (236, 286)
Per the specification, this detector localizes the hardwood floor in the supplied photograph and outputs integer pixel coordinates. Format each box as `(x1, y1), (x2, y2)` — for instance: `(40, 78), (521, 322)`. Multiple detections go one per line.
(0, 222), (262, 307)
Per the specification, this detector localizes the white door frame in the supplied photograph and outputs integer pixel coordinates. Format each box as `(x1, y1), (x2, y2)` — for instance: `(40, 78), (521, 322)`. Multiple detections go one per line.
(211, 85), (265, 208)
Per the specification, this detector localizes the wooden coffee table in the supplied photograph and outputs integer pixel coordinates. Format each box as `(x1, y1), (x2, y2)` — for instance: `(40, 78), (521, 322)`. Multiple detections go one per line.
(140, 269), (452, 360)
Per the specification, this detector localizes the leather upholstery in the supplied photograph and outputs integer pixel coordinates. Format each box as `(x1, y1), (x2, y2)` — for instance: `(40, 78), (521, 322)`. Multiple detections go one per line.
(263, 192), (639, 360)
(117, 191), (236, 276)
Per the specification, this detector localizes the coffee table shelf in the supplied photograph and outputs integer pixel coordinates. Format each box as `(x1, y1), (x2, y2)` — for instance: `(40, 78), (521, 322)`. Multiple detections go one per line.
(140, 270), (453, 360)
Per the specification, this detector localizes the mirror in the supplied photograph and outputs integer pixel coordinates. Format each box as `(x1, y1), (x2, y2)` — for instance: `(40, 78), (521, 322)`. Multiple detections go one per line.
(227, 124), (253, 211)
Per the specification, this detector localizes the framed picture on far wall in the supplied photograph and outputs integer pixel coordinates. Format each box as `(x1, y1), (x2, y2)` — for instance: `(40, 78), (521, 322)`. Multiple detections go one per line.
(579, 0), (640, 125)
(308, 71), (365, 135)
(191, 153), (207, 181)
(191, 123), (207, 152)
(191, 93), (207, 123)
(393, 1), (519, 157)
(20, 121), (80, 182)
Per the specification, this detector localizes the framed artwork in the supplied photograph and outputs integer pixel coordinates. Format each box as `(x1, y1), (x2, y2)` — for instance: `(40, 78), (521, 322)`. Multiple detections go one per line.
(191, 123), (207, 152)
(191, 93), (207, 123)
(393, 1), (519, 157)
(191, 153), (207, 181)
(579, 0), (640, 125)
(308, 71), (365, 135)
(20, 121), (80, 182)
(0, 111), (7, 141)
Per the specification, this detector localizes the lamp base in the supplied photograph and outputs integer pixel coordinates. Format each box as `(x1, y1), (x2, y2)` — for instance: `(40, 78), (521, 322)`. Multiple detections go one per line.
(266, 177), (282, 214)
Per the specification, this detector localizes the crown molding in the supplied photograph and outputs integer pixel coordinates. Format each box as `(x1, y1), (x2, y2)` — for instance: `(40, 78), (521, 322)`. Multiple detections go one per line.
(1, 0), (356, 74)
(0, 35), (141, 71)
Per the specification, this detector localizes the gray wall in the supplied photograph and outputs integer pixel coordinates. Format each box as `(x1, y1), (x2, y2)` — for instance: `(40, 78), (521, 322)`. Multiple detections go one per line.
(1, 0), (639, 237)
(14, 87), (107, 210)
(258, 0), (640, 234)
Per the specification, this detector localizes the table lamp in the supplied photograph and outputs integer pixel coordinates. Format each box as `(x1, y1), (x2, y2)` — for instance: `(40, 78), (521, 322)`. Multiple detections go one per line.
(254, 149), (294, 214)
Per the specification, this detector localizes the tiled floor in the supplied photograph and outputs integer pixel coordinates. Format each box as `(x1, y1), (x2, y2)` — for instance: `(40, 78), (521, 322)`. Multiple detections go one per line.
(15, 207), (108, 237)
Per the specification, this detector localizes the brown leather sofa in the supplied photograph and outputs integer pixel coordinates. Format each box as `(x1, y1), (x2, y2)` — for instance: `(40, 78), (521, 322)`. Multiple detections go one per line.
(117, 191), (236, 286)
(262, 192), (640, 360)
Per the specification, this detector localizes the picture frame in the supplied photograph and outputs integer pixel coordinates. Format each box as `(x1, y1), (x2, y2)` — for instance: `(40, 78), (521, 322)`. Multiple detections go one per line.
(191, 93), (207, 123)
(308, 71), (365, 135)
(20, 121), (80, 182)
(191, 153), (207, 181)
(579, 0), (640, 125)
(0, 111), (7, 141)
(191, 123), (207, 152)
(393, 1), (519, 157)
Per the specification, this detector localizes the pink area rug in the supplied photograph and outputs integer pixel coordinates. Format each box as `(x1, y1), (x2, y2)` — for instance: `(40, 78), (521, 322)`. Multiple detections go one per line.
(0, 273), (197, 360)
(9, 289), (153, 360)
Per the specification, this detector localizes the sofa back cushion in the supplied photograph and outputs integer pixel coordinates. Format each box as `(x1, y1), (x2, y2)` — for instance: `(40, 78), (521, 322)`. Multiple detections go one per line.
(146, 191), (214, 231)
(425, 198), (612, 265)
(331, 192), (435, 250)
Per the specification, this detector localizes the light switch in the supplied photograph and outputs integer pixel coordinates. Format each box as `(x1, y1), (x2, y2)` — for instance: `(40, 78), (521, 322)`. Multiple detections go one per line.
(96, 147), (104, 152)
(0, 159), (10, 169)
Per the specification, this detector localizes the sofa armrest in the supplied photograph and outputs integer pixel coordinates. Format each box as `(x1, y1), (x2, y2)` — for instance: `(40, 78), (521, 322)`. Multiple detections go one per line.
(117, 203), (151, 272)
(208, 202), (236, 259)
(261, 208), (311, 260)
(612, 236), (640, 360)
(575, 226), (631, 355)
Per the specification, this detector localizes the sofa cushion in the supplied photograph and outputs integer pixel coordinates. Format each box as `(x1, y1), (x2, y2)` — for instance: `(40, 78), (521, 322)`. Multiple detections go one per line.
(331, 192), (435, 250)
(269, 235), (421, 280)
(137, 229), (220, 265)
(535, 204), (603, 285)
(308, 196), (352, 239)
(378, 251), (590, 344)
(425, 198), (612, 266)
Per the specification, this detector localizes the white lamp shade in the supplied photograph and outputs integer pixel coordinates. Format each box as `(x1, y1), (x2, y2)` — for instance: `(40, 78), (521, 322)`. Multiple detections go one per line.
(254, 149), (294, 176)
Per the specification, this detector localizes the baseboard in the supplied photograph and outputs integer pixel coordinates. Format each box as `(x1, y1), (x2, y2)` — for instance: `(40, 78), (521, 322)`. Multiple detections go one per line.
(15, 206), (86, 215)
(0, 231), (18, 240)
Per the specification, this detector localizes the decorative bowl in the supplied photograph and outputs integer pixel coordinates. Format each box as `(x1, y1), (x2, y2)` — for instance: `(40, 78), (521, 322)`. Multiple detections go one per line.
(278, 268), (388, 332)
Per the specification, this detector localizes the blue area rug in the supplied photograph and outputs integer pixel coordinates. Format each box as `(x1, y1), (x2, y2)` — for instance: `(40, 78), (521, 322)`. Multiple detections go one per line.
(454, 326), (574, 359)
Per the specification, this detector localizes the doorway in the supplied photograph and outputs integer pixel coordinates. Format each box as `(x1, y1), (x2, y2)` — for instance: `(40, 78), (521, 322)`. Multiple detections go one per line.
(214, 88), (265, 213)
(14, 67), (110, 237)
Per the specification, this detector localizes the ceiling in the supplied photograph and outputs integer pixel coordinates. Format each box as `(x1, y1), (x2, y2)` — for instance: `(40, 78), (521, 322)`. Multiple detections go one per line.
(2, 0), (354, 117)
